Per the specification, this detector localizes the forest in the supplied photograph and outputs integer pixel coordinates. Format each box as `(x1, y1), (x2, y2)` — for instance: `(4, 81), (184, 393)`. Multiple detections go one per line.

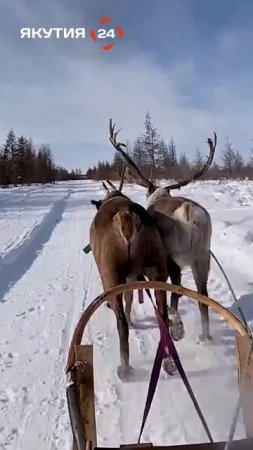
(1, 113), (252, 188)
(0, 129), (82, 187)
(85, 112), (252, 182)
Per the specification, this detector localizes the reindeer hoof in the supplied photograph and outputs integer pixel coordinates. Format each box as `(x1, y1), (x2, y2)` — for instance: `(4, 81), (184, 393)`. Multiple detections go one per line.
(163, 357), (177, 375)
(168, 307), (185, 341)
(117, 364), (134, 381)
(197, 333), (212, 344)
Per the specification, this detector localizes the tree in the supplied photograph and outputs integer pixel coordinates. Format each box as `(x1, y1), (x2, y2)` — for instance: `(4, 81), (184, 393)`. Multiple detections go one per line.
(15, 135), (29, 185)
(113, 152), (123, 169)
(37, 144), (55, 184)
(221, 137), (235, 179)
(156, 139), (170, 176)
(131, 137), (145, 168)
(168, 138), (177, 166)
(2, 129), (17, 186)
(192, 148), (203, 172)
(141, 111), (161, 176)
(24, 139), (36, 185)
(178, 153), (191, 178)
(233, 150), (244, 177)
(125, 140), (131, 155)
(0, 129), (75, 187)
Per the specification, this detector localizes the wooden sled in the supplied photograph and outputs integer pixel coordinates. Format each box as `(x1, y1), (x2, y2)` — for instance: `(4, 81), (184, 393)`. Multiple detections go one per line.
(66, 281), (253, 450)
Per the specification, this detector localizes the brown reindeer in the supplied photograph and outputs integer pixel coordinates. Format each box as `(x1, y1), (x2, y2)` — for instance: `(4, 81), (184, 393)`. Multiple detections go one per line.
(89, 173), (184, 380)
(96, 173), (185, 342)
(108, 119), (217, 343)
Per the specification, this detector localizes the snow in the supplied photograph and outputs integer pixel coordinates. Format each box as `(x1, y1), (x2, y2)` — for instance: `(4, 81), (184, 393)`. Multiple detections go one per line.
(0, 179), (253, 449)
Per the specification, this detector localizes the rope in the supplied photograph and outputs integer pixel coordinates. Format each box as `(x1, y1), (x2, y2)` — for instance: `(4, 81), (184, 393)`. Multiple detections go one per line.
(210, 250), (249, 331)
(224, 336), (253, 450)
(210, 251), (253, 449)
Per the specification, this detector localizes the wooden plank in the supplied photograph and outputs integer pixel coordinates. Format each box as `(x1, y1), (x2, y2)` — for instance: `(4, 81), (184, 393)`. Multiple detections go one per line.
(97, 438), (253, 450)
(236, 335), (253, 438)
(67, 380), (86, 450)
(72, 345), (97, 450)
(121, 445), (152, 449)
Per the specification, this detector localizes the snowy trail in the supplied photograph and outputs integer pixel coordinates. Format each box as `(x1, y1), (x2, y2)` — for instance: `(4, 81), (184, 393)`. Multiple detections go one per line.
(0, 184), (74, 269)
(0, 180), (253, 449)
(0, 185), (94, 449)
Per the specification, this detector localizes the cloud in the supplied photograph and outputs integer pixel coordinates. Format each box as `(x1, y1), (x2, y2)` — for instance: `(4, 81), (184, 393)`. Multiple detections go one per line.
(0, 0), (253, 170)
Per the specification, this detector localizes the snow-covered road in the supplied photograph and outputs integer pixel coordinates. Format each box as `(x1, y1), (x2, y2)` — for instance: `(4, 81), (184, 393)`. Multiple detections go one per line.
(1, 179), (253, 449)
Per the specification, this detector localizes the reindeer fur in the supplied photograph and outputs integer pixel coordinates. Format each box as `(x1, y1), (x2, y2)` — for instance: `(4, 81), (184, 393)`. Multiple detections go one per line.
(89, 190), (173, 380)
(108, 118), (217, 342)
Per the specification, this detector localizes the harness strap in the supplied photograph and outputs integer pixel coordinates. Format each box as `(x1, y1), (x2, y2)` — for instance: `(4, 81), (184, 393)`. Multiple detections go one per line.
(138, 297), (213, 444)
(138, 289), (144, 304)
(136, 275), (153, 304)
(155, 307), (213, 443)
(137, 339), (164, 443)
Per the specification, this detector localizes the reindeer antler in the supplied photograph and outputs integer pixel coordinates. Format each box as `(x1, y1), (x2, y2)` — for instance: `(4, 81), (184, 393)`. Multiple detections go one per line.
(102, 164), (127, 193)
(109, 119), (154, 191)
(102, 181), (110, 193)
(105, 179), (116, 190)
(109, 119), (217, 193)
(118, 164), (126, 192)
(124, 166), (149, 188)
(165, 132), (217, 191)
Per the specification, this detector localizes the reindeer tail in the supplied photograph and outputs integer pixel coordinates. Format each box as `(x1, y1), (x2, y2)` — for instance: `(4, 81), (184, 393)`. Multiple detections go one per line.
(113, 210), (137, 243)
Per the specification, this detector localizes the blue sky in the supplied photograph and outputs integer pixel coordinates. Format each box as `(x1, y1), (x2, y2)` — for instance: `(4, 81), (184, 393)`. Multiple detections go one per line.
(0, 0), (253, 170)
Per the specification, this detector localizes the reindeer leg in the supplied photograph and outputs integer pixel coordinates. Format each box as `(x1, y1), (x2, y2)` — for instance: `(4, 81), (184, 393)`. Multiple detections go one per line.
(147, 266), (177, 376)
(124, 290), (134, 328)
(101, 271), (133, 380)
(154, 287), (177, 375)
(192, 258), (211, 342)
(123, 276), (134, 328)
(166, 257), (185, 341)
(113, 294), (133, 381)
(167, 256), (182, 311)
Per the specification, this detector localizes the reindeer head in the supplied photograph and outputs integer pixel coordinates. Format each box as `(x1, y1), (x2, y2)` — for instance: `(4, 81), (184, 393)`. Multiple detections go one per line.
(108, 118), (217, 200)
(90, 166), (127, 210)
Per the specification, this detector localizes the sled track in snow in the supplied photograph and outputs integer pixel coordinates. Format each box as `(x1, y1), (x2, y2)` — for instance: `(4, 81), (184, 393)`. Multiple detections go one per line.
(0, 191), (71, 303)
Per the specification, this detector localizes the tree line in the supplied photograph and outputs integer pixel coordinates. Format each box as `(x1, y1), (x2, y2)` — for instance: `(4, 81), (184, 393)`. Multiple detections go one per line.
(85, 112), (253, 181)
(0, 129), (83, 187)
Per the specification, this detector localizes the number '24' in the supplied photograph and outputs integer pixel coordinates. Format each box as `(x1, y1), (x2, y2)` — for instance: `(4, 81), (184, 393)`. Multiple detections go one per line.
(97, 29), (115, 39)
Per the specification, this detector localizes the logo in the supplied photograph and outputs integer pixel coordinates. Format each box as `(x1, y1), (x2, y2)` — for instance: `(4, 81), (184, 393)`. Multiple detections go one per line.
(90, 17), (123, 51)
(20, 17), (124, 52)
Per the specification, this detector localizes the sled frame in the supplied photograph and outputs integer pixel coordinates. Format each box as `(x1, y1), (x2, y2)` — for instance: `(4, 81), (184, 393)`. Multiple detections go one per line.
(66, 281), (253, 450)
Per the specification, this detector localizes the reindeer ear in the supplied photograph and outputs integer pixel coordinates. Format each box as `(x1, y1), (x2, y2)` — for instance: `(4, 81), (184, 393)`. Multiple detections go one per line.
(90, 199), (102, 210)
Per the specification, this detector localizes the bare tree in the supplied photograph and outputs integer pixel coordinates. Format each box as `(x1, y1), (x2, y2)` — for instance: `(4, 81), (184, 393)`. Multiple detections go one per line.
(141, 111), (161, 177)
(168, 138), (177, 166)
(221, 136), (235, 179)
(131, 137), (145, 170)
(233, 150), (244, 178)
(178, 153), (191, 178)
(192, 148), (203, 173)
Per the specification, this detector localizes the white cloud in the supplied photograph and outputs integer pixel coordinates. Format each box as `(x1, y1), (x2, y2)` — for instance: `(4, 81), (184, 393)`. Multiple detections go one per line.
(1, 0), (253, 169)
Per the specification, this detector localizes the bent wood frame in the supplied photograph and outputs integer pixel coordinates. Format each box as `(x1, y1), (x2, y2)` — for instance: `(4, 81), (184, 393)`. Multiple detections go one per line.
(65, 281), (253, 450)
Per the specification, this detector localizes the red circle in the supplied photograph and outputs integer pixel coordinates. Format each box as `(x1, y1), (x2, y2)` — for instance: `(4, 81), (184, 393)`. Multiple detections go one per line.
(89, 17), (124, 51)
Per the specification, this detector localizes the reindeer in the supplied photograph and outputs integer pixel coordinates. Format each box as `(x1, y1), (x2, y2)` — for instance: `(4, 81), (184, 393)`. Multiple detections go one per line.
(89, 172), (182, 380)
(92, 167), (185, 335)
(108, 119), (217, 343)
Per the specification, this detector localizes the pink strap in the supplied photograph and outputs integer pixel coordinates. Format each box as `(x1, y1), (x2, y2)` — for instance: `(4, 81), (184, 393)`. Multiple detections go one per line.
(138, 301), (213, 444)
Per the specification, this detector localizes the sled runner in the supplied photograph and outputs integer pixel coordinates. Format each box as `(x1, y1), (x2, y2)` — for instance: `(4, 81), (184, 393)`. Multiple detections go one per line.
(66, 281), (253, 450)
